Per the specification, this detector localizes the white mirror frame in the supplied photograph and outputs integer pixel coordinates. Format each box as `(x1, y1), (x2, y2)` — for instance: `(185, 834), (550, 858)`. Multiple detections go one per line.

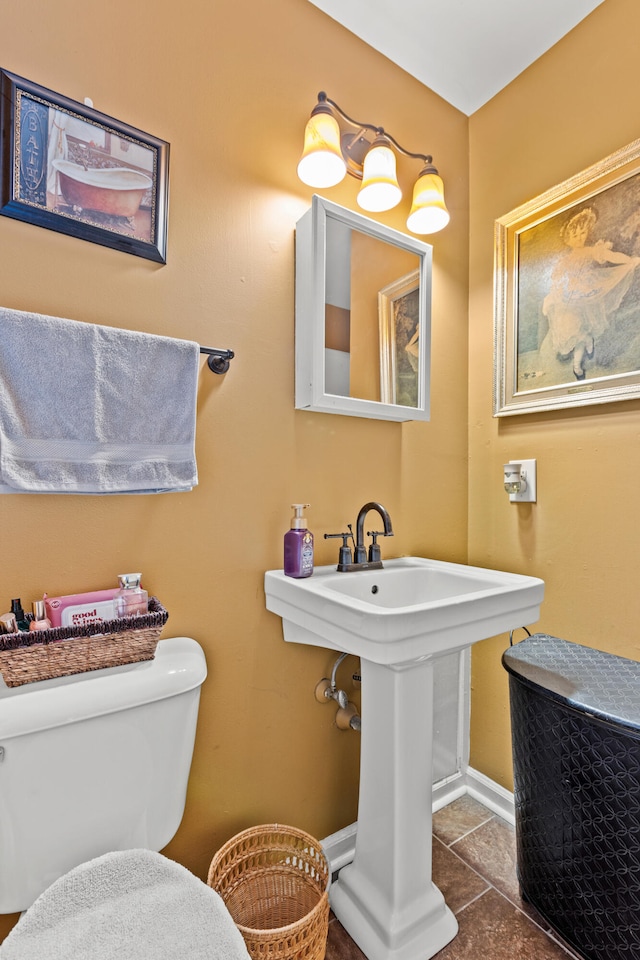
(295, 195), (433, 421)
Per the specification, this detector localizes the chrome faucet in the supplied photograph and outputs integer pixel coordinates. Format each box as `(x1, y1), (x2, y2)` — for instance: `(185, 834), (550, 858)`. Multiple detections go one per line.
(324, 501), (394, 571)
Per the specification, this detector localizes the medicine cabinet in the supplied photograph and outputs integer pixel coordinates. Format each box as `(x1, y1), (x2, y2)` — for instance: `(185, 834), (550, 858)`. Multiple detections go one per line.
(295, 195), (432, 421)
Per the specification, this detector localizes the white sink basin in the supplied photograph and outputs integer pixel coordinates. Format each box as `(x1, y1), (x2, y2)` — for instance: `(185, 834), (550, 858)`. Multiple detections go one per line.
(264, 556), (544, 665)
(266, 554), (545, 960)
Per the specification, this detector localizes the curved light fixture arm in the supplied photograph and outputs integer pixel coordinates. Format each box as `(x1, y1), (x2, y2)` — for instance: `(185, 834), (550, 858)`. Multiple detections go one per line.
(318, 91), (435, 170)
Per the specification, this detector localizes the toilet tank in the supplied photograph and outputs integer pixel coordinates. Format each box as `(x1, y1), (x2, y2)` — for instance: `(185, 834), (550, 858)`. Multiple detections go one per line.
(0, 636), (207, 913)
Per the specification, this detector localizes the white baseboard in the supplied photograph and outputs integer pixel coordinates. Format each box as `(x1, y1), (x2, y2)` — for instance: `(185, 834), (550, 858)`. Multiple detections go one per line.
(464, 766), (515, 824)
(320, 821), (357, 874)
(320, 766), (515, 874)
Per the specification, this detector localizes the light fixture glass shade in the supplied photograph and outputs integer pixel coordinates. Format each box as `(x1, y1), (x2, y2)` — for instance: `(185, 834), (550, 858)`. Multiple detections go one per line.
(297, 111), (347, 188)
(357, 141), (402, 212)
(406, 171), (450, 234)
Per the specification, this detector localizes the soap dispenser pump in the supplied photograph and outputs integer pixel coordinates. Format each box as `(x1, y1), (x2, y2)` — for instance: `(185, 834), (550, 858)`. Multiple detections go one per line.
(284, 504), (314, 579)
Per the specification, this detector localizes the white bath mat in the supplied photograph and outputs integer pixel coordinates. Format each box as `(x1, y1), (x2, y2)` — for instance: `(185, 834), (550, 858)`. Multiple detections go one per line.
(0, 848), (250, 959)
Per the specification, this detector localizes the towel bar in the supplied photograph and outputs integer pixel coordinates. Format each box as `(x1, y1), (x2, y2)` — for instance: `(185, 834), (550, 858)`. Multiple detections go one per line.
(199, 346), (234, 374)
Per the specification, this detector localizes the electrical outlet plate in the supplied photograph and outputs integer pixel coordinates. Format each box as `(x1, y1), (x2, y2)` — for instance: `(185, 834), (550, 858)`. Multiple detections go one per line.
(509, 459), (536, 503)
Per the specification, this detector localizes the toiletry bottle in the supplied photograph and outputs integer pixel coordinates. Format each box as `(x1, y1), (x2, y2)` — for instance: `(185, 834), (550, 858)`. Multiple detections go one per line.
(10, 599), (30, 632)
(29, 600), (52, 632)
(0, 613), (18, 634)
(284, 504), (314, 579)
(116, 573), (149, 617)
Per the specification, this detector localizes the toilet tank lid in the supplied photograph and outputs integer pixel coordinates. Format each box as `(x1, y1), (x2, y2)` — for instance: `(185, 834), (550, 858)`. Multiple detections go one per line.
(0, 636), (207, 739)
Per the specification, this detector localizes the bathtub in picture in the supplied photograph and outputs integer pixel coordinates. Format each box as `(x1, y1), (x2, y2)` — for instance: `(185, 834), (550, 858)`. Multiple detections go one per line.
(51, 160), (153, 218)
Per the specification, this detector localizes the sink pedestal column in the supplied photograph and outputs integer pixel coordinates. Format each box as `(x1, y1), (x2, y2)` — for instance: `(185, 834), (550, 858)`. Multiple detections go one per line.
(330, 656), (458, 960)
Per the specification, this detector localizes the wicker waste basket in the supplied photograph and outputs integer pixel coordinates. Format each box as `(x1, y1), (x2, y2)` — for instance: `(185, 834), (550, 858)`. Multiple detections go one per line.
(207, 823), (330, 960)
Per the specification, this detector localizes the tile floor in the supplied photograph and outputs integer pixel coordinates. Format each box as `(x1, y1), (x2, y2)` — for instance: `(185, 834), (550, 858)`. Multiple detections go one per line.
(325, 795), (583, 960)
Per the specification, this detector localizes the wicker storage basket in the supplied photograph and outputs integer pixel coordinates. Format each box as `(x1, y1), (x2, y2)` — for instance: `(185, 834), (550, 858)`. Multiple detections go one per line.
(207, 824), (330, 960)
(0, 597), (168, 687)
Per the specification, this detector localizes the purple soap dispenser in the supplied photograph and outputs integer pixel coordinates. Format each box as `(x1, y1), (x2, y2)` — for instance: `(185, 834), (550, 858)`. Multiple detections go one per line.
(284, 504), (314, 578)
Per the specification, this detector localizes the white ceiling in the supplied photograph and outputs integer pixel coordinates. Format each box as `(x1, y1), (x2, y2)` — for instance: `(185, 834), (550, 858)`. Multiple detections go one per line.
(306, 0), (604, 115)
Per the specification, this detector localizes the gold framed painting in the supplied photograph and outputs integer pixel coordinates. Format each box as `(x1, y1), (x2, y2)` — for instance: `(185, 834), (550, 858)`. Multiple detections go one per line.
(494, 137), (640, 416)
(379, 268), (420, 407)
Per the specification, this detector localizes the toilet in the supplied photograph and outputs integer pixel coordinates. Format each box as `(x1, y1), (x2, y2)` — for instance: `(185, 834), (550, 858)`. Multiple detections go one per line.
(0, 635), (207, 914)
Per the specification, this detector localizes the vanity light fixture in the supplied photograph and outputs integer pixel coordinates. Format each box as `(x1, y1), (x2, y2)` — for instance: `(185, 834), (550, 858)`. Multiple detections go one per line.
(297, 92), (450, 235)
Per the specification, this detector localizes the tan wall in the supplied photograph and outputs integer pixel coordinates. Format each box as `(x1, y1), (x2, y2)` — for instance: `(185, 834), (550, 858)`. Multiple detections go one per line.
(468, 0), (640, 786)
(0, 0), (469, 939)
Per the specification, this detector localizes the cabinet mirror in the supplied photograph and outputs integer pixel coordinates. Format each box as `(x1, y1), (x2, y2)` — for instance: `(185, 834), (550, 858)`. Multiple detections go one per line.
(295, 195), (432, 421)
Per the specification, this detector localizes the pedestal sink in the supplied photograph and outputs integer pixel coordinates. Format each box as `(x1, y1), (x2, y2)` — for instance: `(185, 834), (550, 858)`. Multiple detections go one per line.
(264, 557), (544, 960)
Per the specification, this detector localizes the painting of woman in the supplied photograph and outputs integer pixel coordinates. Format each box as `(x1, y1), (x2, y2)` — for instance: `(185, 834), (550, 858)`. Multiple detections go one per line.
(542, 208), (640, 380)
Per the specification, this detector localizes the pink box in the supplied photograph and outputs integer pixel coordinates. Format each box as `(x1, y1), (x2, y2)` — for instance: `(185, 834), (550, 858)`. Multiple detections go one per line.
(45, 589), (119, 628)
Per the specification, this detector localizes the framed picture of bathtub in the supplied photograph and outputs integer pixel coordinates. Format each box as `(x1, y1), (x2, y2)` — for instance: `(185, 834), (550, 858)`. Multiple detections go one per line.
(0, 69), (169, 262)
(494, 136), (640, 416)
(379, 268), (420, 407)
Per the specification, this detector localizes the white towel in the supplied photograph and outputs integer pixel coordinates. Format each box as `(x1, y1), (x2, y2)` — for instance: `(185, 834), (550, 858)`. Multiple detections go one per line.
(0, 849), (251, 960)
(0, 307), (199, 494)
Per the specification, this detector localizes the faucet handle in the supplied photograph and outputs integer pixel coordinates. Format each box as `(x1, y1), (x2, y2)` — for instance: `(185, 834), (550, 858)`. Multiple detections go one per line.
(367, 529), (393, 562)
(367, 530), (384, 563)
(324, 531), (354, 569)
